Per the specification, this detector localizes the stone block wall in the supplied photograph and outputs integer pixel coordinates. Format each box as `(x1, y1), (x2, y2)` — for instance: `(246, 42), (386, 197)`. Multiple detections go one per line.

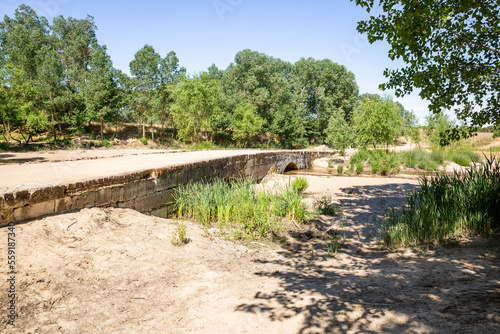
(0, 150), (331, 225)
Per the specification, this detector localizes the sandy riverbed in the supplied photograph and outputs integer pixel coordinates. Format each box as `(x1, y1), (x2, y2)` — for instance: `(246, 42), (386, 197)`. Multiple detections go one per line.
(1, 174), (499, 333)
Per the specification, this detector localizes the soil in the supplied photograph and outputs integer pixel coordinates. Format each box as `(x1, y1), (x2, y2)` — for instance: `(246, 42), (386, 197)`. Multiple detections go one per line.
(2, 174), (500, 333)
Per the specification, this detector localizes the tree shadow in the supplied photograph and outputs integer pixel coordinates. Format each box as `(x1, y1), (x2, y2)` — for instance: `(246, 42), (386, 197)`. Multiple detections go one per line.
(0, 153), (47, 163)
(235, 182), (500, 333)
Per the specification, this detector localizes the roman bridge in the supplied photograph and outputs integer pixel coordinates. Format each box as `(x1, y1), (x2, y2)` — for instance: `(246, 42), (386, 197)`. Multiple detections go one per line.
(0, 149), (333, 225)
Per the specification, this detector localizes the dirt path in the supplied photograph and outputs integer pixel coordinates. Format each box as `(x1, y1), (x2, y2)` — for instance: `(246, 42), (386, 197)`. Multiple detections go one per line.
(1, 175), (499, 333)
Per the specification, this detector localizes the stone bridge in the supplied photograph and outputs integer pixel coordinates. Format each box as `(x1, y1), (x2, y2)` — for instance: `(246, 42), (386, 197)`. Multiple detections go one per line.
(0, 149), (332, 225)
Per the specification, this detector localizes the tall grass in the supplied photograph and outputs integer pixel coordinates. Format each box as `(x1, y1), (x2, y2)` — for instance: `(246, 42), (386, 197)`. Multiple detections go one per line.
(447, 149), (482, 166)
(174, 178), (308, 240)
(382, 156), (500, 247)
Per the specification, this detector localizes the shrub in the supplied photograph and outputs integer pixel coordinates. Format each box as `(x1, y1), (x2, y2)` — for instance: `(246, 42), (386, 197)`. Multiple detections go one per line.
(140, 137), (148, 145)
(351, 149), (371, 165)
(449, 149), (482, 166)
(427, 161), (439, 171)
(102, 139), (112, 147)
(430, 151), (444, 164)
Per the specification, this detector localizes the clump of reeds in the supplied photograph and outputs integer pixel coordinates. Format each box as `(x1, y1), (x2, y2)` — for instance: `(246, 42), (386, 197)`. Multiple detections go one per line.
(174, 177), (308, 240)
(382, 155), (500, 247)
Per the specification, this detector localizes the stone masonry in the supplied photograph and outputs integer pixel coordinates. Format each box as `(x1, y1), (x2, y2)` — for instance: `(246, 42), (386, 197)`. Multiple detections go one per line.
(0, 150), (331, 225)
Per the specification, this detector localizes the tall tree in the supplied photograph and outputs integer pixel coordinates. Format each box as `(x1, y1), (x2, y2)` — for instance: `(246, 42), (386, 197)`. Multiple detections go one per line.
(52, 14), (98, 131)
(325, 108), (356, 155)
(83, 45), (119, 139)
(293, 58), (359, 141)
(352, 0), (500, 126)
(172, 73), (224, 142)
(129, 45), (161, 139)
(222, 49), (305, 144)
(353, 95), (403, 148)
(157, 51), (186, 140)
(0, 5), (52, 143)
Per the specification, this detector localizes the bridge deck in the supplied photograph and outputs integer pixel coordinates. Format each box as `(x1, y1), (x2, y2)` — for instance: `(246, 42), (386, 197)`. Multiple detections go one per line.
(0, 149), (283, 191)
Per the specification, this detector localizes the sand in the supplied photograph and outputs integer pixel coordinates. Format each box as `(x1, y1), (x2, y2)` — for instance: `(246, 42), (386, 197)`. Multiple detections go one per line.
(1, 174), (499, 333)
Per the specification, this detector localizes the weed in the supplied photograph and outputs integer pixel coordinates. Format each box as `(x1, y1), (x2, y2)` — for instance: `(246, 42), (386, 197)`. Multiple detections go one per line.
(291, 176), (309, 194)
(355, 162), (364, 174)
(314, 195), (344, 216)
(337, 164), (344, 175)
(171, 223), (187, 246)
(102, 139), (112, 147)
(140, 137), (148, 145)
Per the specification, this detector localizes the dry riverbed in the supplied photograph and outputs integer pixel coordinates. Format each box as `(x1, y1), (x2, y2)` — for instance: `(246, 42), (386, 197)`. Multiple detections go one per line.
(1, 175), (499, 333)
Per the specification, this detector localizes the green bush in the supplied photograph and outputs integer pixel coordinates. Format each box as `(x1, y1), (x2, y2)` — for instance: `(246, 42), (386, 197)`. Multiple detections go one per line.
(351, 149), (371, 165)
(427, 161), (439, 171)
(140, 137), (148, 145)
(291, 176), (309, 193)
(430, 151), (444, 164)
(449, 150), (482, 166)
(355, 162), (364, 174)
(417, 161), (427, 169)
(337, 164), (344, 175)
(382, 157), (500, 247)
(102, 139), (112, 147)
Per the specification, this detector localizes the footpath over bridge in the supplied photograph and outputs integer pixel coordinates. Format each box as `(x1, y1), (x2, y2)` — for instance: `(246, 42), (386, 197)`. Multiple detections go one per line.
(0, 149), (332, 225)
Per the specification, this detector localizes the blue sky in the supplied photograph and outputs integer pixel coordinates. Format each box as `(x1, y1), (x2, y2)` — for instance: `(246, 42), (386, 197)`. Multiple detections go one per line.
(1, 0), (431, 123)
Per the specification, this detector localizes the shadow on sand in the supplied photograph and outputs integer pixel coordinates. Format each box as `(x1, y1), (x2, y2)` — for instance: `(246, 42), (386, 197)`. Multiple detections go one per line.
(235, 182), (500, 333)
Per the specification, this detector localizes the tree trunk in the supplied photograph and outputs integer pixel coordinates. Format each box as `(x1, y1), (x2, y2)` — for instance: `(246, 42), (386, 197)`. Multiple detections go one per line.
(151, 120), (154, 141)
(101, 118), (104, 141)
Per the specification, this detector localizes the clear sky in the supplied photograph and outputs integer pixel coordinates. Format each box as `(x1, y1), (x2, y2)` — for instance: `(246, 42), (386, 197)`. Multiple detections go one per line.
(1, 0), (431, 123)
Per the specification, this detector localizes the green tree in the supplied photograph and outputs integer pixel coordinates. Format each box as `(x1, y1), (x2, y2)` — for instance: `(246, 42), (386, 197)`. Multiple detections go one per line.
(0, 5), (52, 143)
(222, 50), (304, 144)
(353, 96), (403, 148)
(52, 13), (98, 131)
(401, 110), (421, 149)
(83, 45), (119, 140)
(325, 108), (356, 155)
(172, 73), (224, 142)
(231, 102), (264, 146)
(425, 111), (457, 147)
(129, 45), (161, 139)
(158, 51), (185, 140)
(293, 57), (359, 141)
(352, 0), (500, 126)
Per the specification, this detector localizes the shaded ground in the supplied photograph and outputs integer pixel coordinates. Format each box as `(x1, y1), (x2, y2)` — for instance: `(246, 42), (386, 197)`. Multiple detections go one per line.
(1, 175), (500, 333)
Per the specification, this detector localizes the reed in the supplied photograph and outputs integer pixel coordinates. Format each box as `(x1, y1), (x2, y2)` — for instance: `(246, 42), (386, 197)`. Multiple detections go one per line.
(382, 156), (500, 247)
(174, 177), (308, 240)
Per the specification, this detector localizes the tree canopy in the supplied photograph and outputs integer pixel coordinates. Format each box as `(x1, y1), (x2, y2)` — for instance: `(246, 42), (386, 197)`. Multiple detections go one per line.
(0, 4), (417, 149)
(352, 0), (500, 126)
